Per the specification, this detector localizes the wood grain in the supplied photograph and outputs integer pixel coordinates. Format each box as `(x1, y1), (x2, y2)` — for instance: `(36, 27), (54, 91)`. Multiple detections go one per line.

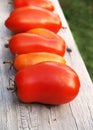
(0, 0), (93, 130)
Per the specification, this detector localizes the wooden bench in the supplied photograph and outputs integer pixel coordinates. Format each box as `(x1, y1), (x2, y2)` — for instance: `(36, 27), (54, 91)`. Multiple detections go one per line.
(0, 0), (93, 130)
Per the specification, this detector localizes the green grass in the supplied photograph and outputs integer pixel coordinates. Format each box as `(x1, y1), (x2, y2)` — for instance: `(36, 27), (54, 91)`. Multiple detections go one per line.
(59, 0), (93, 81)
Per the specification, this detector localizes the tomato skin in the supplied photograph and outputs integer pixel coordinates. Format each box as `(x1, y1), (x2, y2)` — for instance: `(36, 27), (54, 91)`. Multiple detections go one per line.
(9, 33), (66, 56)
(5, 6), (62, 33)
(27, 28), (62, 39)
(15, 61), (80, 105)
(14, 0), (54, 11)
(14, 52), (66, 70)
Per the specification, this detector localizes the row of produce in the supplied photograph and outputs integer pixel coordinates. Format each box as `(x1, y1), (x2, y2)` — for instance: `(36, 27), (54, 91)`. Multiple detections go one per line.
(4, 0), (80, 105)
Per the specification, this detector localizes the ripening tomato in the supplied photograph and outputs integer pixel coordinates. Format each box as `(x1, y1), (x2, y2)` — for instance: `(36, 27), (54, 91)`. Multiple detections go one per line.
(14, 52), (66, 70)
(5, 6), (62, 33)
(9, 33), (66, 56)
(14, 61), (80, 104)
(27, 28), (62, 39)
(14, 0), (54, 11)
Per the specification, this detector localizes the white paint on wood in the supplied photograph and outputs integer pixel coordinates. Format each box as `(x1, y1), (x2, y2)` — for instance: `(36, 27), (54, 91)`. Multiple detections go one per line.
(0, 0), (93, 130)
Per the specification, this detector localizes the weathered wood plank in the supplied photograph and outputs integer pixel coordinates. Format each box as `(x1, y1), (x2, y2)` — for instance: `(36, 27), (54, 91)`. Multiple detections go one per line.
(0, 0), (93, 130)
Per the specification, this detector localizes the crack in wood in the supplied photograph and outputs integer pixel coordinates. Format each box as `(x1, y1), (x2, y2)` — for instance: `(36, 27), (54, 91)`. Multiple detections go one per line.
(19, 104), (30, 130)
(69, 104), (79, 130)
(87, 104), (93, 124)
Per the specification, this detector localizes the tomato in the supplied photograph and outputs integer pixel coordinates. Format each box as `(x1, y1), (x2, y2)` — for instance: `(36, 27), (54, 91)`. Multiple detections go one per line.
(14, 52), (66, 70)
(14, 0), (54, 11)
(27, 28), (62, 39)
(5, 6), (62, 33)
(9, 33), (66, 56)
(14, 61), (80, 104)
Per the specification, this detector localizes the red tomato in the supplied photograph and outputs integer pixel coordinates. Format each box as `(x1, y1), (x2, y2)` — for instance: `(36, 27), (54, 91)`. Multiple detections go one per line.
(9, 33), (66, 56)
(15, 61), (80, 104)
(5, 6), (62, 33)
(14, 0), (54, 11)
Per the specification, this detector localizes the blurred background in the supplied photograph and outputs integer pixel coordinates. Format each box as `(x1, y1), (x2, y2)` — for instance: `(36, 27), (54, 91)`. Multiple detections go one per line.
(59, 0), (93, 81)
